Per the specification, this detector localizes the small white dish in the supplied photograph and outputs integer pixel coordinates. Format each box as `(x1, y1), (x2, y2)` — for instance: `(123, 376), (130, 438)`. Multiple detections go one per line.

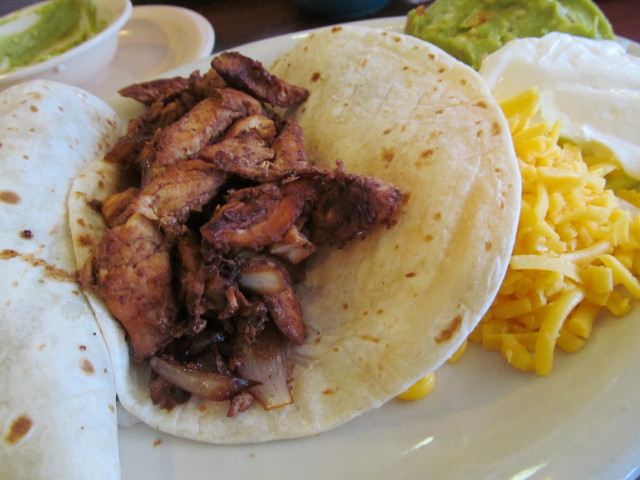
(0, 0), (132, 91)
(83, 5), (215, 99)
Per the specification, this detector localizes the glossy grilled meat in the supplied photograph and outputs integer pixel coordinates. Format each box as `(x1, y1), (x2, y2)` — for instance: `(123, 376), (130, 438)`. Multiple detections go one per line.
(92, 51), (402, 414)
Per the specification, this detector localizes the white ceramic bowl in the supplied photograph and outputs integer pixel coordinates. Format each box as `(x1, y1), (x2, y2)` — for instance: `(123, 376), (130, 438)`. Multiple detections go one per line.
(0, 0), (132, 91)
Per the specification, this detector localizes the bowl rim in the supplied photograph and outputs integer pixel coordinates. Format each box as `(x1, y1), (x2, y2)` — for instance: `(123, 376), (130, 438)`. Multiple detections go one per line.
(0, 0), (133, 83)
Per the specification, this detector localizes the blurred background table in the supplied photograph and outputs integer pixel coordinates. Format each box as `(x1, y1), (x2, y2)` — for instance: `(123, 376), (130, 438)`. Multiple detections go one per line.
(129, 0), (639, 52)
(2, 1), (638, 52)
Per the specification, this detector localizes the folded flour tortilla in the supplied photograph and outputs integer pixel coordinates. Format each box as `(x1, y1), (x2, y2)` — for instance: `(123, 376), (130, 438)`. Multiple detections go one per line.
(0, 80), (122, 479)
(69, 26), (521, 444)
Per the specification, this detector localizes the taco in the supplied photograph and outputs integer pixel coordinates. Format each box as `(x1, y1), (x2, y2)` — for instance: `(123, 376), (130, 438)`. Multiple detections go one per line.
(0, 80), (122, 479)
(68, 25), (520, 444)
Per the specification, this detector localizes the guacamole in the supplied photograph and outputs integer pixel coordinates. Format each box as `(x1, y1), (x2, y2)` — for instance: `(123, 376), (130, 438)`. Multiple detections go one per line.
(405, 0), (615, 70)
(0, 0), (103, 74)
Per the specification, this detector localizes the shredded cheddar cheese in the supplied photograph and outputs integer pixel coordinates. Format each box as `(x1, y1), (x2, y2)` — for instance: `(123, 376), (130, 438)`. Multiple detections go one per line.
(468, 87), (640, 375)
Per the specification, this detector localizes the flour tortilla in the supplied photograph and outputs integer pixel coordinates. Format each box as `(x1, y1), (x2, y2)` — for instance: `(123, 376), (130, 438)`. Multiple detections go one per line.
(0, 80), (122, 478)
(69, 26), (520, 444)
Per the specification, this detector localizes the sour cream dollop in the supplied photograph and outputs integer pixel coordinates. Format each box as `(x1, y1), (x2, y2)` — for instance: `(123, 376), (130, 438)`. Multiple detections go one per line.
(479, 32), (640, 179)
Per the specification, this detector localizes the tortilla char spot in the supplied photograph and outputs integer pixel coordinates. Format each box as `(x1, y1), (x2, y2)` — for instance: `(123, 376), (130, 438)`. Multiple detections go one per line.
(429, 53), (436, 60)
(322, 388), (336, 395)
(331, 26), (342, 33)
(310, 71), (321, 82)
(382, 148), (394, 163)
(376, 309), (384, 315)
(87, 198), (102, 212)
(22, 154), (29, 160)
(153, 439), (162, 447)
(474, 101), (488, 109)
(0, 249), (19, 259)
(421, 149), (434, 158)
(424, 234), (433, 242)
(360, 334), (379, 343)
(333, 346), (339, 352)
(434, 315), (462, 344)
(383, 128), (391, 135)
(435, 109), (443, 115)
(77, 234), (94, 247)
(438, 67), (445, 73)
(342, 303), (349, 310)
(0, 190), (20, 204)
(491, 122), (501, 136)
(477, 129), (484, 138)
(80, 358), (95, 375)
(405, 272), (417, 278)
(363, 310), (369, 316)
(29, 105), (38, 113)
(79, 345), (87, 351)
(98, 180), (105, 189)
(434, 212), (442, 220)
(485, 241), (493, 251)
(44, 264), (73, 282)
(460, 79), (467, 85)
(5, 415), (33, 444)
(198, 405), (207, 412)
(38, 343), (46, 350)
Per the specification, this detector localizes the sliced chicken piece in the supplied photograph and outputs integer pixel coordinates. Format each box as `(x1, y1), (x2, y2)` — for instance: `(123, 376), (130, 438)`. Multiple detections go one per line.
(118, 76), (190, 105)
(223, 115), (277, 143)
(211, 52), (309, 107)
(200, 182), (310, 253)
(95, 213), (177, 361)
(272, 121), (308, 170)
(134, 159), (228, 238)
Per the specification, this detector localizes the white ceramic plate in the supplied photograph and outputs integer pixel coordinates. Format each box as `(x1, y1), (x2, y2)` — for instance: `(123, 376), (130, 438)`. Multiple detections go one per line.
(83, 5), (214, 99)
(115, 17), (640, 480)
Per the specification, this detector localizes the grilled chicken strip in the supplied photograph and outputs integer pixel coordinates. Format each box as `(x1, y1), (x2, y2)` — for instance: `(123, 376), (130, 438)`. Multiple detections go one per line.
(197, 131), (278, 182)
(308, 169), (403, 247)
(211, 52), (309, 107)
(134, 159), (228, 239)
(272, 121), (308, 170)
(118, 76), (191, 105)
(95, 213), (177, 361)
(222, 115), (277, 143)
(200, 181), (313, 253)
(149, 88), (265, 177)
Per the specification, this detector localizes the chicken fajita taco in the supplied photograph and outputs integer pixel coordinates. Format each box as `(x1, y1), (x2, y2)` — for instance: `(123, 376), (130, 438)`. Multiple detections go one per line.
(68, 25), (521, 444)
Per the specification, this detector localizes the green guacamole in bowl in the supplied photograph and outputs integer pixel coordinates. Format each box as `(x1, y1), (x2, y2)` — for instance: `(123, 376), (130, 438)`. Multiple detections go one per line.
(405, 0), (615, 70)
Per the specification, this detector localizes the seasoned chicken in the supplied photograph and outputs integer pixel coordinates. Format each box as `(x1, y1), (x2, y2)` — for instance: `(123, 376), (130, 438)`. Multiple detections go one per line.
(272, 121), (308, 170)
(134, 159), (228, 239)
(118, 76), (190, 105)
(149, 88), (265, 177)
(200, 182), (309, 253)
(211, 52), (309, 107)
(95, 213), (177, 361)
(197, 131), (278, 182)
(91, 51), (403, 413)
(223, 115), (277, 143)
(307, 168), (403, 246)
